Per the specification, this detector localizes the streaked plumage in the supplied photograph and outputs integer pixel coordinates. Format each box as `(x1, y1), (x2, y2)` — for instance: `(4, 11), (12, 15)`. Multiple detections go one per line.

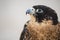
(20, 5), (60, 40)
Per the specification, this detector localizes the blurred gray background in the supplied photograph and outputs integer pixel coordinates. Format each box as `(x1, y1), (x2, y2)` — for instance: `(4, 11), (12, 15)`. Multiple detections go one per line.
(0, 0), (60, 40)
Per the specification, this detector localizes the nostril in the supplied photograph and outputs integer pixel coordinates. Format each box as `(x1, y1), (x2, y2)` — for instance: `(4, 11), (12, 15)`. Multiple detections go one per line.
(32, 9), (33, 10)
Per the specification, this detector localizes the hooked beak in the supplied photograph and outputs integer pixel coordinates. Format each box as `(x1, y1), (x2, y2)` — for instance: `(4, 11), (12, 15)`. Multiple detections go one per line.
(26, 8), (35, 15)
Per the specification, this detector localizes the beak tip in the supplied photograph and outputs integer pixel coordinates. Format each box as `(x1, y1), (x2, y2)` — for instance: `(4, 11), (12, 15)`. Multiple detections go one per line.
(26, 12), (27, 14)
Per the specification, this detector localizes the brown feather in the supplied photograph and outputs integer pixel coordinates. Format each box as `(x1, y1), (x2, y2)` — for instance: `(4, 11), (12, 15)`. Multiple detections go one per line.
(23, 15), (60, 40)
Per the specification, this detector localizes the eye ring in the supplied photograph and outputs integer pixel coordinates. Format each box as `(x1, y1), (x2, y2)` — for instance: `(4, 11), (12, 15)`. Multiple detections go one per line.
(36, 9), (43, 13)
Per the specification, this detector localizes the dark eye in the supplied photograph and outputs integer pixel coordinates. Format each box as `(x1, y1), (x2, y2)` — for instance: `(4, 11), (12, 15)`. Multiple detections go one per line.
(36, 9), (43, 13)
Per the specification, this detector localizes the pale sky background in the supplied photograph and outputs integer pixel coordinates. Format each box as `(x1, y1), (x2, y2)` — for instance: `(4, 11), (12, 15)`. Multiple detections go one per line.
(0, 0), (60, 40)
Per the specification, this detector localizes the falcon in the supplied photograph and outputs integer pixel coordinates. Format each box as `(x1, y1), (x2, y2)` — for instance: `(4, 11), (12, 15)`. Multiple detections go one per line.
(20, 5), (60, 40)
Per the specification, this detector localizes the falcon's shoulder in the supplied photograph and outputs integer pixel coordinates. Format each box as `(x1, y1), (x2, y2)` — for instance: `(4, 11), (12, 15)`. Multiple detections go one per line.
(20, 20), (30, 40)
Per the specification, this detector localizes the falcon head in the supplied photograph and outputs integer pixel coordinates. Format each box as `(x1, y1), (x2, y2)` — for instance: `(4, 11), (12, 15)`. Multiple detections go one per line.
(26, 5), (58, 25)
